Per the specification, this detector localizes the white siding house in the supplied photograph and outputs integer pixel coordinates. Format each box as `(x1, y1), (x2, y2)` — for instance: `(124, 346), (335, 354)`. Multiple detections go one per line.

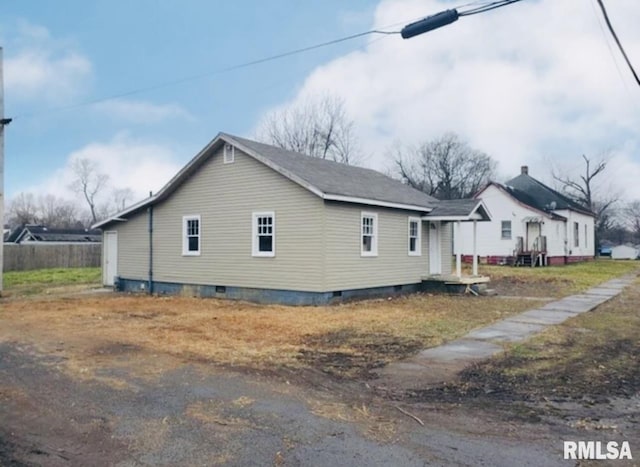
(95, 133), (489, 304)
(458, 166), (595, 266)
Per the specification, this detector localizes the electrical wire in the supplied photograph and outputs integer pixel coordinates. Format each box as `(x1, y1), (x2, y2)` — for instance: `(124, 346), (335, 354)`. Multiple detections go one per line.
(595, 0), (640, 87)
(588, 0), (630, 93)
(11, 1), (528, 120)
(459, 0), (524, 17)
(13, 28), (400, 120)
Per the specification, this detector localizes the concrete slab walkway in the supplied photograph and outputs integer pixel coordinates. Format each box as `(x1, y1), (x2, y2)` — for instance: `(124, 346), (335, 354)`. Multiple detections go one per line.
(376, 274), (638, 389)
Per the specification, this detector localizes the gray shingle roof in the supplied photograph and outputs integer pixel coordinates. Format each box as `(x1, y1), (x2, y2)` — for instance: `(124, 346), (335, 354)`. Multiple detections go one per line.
(425, 199), (491, 220)
(224, 134), (438, 210)
(504, 173), (594, 216)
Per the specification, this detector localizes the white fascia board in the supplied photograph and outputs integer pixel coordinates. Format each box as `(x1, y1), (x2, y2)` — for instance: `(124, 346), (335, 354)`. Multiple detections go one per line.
(92, 196), (158, 229)
(324, 194), (432, 213)
(421, 214), (489, 222)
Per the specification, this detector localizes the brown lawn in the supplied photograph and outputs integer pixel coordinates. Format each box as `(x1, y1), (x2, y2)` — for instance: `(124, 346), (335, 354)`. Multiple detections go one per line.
(0, 292), (543, 379)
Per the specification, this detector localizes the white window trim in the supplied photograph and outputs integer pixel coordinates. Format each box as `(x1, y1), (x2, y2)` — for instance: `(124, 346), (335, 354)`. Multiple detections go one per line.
(182, 215), (201, 256)
(252, 211), (275, 257)
(501, 220), (512, 240)
(408, 217), (421, 256)
(361, 211), (378, 257)
(223, 144), (235, 164)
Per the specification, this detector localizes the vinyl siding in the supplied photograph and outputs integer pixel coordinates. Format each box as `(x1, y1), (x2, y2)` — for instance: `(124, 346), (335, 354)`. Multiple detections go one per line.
(440, 222), (453, 275)
(115, 213), (148, 280)
(323, 202), (428, 291)
(114, 146), (326, 291)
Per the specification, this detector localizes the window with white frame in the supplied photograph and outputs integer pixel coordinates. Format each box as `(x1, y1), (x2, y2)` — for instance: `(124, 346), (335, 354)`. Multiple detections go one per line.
(574, 221), (579, 247)
(252, 212), (275, 257)
(408, 217), (421, 255)
(182, 215), (201, 256)
(223, 143), (235, 164)
(361, 212), (378, 256)
(501, 220), (512, 239)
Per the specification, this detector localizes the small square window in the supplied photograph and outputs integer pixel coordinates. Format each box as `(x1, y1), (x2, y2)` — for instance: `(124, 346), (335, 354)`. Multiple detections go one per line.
(224, 144), (235, 164)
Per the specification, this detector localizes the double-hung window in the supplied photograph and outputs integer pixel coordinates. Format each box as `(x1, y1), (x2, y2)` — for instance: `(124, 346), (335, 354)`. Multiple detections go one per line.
(408, 217), (421, 256)
(361, 212), (378, 256)
(182, 215), (201, 256)
(501, 220), (512, 240)
(252, 212), (275, 257)
(574, 222), (579, 247)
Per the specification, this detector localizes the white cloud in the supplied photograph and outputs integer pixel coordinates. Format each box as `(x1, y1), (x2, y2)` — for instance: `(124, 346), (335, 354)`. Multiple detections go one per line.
(32, 133), (182, 206)
(94, 99), (195, 124)
(258, 0), (640, 199)
(4, 21), (92, 103)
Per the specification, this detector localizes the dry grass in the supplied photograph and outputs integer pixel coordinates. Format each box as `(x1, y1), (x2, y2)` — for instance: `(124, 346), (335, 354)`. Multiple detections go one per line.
(475, 260), (639, 297)
(0, 292), (542, 379)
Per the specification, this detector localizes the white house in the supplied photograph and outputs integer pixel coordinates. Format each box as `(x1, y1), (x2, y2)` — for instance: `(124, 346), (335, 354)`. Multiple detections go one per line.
(457, 166), (595, 266)
(611, 244), (639, 260)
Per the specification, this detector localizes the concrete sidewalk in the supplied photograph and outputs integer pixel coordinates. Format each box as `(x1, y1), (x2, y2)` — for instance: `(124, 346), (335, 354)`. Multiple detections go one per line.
(376, 274), (638, 389)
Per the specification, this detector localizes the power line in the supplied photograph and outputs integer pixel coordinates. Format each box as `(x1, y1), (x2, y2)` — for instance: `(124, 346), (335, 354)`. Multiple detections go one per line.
(595, 0), (640, 87)
(11, 3), (491, 121)
(458, 0), (524, 17)
(588, 0), (630, 93)
(13, 29), (400, 120)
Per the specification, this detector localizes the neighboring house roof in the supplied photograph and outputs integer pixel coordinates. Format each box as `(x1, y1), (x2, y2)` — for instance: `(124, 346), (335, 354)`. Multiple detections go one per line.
(505, 171), (594, 217)
(12, 225), (102, 243)
(425, 199), (492, 222)
(95, 133), (440, 228)
(476, 166), (594, 219)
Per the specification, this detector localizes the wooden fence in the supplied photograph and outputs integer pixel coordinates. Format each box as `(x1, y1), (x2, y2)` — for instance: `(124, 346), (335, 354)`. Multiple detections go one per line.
(3, 243), (102, 272)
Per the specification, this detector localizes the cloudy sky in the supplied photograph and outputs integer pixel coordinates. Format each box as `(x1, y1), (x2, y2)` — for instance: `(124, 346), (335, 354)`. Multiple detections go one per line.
(2, 0), (639, 213)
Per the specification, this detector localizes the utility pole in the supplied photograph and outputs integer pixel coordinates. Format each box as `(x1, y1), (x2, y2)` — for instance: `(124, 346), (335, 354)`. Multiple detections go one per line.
(0, 47), (11, 296)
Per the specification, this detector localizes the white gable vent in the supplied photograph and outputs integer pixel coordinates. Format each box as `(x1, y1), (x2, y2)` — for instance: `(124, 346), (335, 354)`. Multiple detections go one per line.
(223, 143), (235, 164)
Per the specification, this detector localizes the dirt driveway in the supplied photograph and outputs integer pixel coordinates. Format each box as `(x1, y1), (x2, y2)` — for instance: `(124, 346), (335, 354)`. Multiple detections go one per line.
(0, 339), (571, 467)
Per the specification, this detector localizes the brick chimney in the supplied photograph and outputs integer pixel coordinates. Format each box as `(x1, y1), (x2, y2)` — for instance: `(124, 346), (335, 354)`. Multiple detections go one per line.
(521, 165), (529, 175)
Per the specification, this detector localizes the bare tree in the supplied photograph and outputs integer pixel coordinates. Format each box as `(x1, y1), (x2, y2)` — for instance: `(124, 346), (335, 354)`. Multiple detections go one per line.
(393, 132), (496, 200)
(68, 158), (109, 224)
(625, 200), (640, 242)
(552, 154), (618, 247)
(257, 95), (363, 165)
(6, 192), (39, 227)
(37, 194), (79, 228)
(112, 188), (134, 212)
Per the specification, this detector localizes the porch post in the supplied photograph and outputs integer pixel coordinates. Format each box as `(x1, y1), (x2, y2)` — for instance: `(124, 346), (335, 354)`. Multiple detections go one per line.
(456, 220), (462, 278)
(472, 219), (478, 276)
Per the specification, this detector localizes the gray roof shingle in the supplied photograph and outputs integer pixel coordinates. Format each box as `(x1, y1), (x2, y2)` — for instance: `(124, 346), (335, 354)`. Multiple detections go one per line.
(504, 173), (594, 216)
(224, 134), (438, 210)
(427, 199), (481, 217)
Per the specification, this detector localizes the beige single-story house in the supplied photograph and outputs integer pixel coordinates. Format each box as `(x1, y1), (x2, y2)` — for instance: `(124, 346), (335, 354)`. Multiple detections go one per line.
(94, 133), (490, 304)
